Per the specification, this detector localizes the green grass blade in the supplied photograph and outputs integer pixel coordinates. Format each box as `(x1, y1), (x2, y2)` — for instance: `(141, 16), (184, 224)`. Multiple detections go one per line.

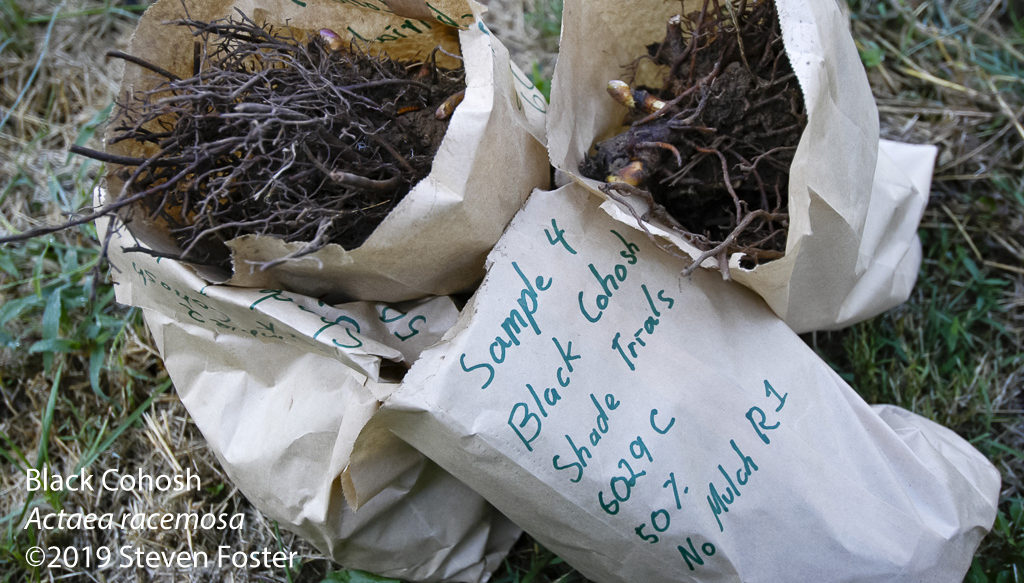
(74, 378), (172, 471)
(35, 361), (64, 466)
(0, 1), (65, 135)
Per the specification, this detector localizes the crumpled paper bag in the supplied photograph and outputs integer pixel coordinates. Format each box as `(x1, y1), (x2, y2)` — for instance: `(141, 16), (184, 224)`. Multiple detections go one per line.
(378, 183), (1000, 583)
(547, 0), (935, 333)
(100, 206), (522, 582)
(107, 0), (549, 303)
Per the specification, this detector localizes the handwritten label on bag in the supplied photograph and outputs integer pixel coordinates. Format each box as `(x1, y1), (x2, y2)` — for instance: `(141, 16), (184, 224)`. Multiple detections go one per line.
(382, 187), (821, 577)
(432, 198), (796, 573)
(387, 183), (996, 583)
(106, 227), (459, 378)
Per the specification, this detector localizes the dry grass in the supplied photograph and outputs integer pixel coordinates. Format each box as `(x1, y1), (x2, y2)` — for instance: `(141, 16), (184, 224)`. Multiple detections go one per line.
(848, 0), (1024, 471)
(1, 1), (330, 581)
(480, 0), (560, 93)
(1, 2), (126, 230)
(814, 2), (1024, 577)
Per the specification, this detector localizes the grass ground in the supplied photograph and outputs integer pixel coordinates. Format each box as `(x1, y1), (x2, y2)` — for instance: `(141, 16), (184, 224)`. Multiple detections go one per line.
(0, 0), (1021, 582)
(820, 3), (1024, 578)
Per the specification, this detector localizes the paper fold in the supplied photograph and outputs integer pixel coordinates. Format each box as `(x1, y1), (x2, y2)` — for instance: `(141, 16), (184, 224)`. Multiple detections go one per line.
(380, 183), (999, 583)
(108, 0), (549, 303)
(547, 0), (935, 333)
(101, 205), (520, 582)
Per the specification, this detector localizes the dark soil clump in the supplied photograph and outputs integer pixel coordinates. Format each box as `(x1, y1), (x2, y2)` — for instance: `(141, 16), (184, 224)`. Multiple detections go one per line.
(581, 0), (806, 274)
(79, 12), (466, 270)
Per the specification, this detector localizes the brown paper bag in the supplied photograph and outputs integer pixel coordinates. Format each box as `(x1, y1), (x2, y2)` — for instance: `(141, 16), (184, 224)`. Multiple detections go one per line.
(107, 0), (549, 303)
(378, 183), (1000, 583)
(547, 0), (935, 333)
(101, 210), (521, 581)
(98, 3), (547, 576)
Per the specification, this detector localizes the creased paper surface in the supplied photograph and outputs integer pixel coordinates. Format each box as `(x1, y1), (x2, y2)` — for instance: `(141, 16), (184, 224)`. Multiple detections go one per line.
(101, 208), (520, 582)
(109, 0), (549, 303)
(547, 0), (934, 333)
(380, 183), (999, 583)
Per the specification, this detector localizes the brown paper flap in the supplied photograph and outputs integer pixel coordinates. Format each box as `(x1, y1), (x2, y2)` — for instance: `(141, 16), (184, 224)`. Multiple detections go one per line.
(548, 0), (933, 333)
(107, 0), (548, 303)
(381, 183), (999, 582)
